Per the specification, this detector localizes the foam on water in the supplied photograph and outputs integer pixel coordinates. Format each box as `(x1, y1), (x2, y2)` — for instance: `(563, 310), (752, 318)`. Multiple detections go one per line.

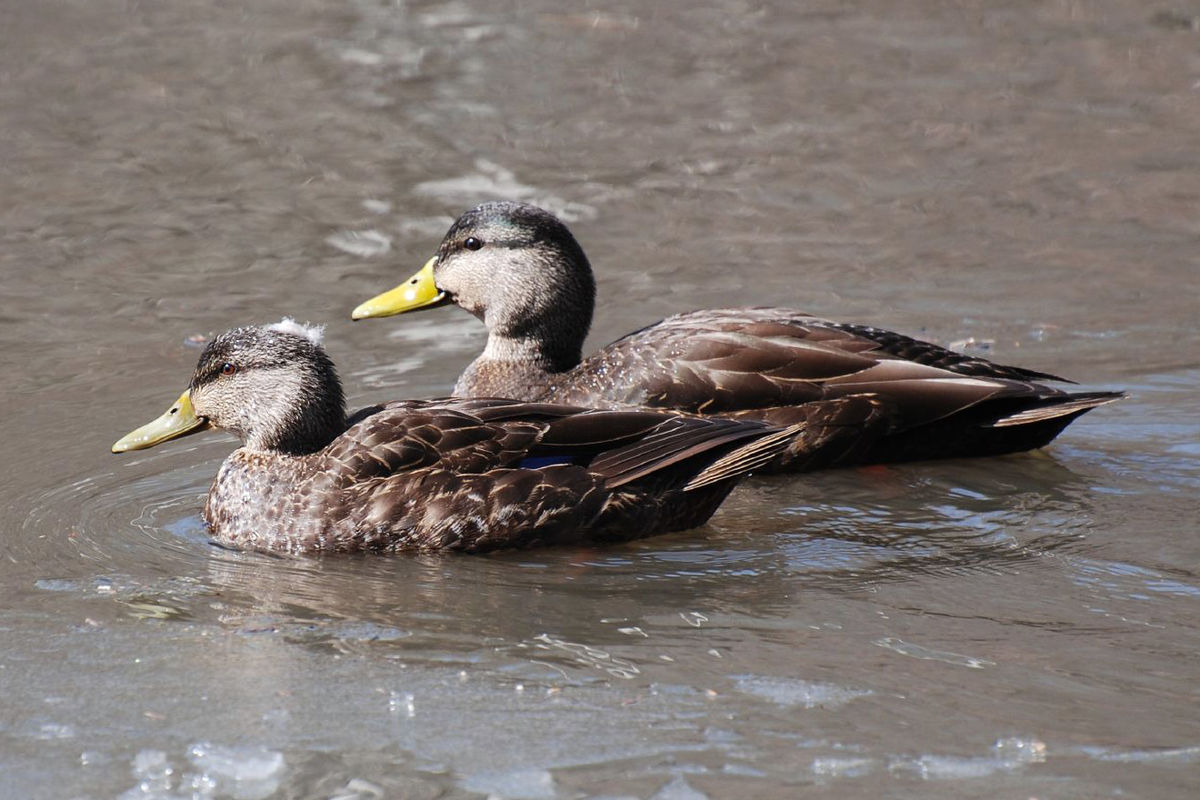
(460, 766), (556, 799)
(874, 637), (996, 669)
(1080, 744), (1200, 764)
(733, 675), (873, 709)
(650, 775), (708, 800)
(811, 756), (876, 778)
(118, 744), (284, 800)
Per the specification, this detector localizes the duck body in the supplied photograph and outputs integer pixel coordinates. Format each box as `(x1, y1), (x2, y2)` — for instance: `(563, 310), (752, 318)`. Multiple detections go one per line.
(516, 307), (1120, 469)
(113, 323), (795, 554)
(353, 202), (1122, 470)
(204, 397), (793, 553)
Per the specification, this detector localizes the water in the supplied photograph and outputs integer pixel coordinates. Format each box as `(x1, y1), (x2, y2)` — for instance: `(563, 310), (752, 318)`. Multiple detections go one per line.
(2, 0), (1198, 797)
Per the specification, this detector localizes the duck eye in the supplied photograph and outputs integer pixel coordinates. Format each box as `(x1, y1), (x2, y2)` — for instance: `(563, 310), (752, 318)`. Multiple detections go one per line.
(463, 237), (483, 251)
(220, 363), (237, 377)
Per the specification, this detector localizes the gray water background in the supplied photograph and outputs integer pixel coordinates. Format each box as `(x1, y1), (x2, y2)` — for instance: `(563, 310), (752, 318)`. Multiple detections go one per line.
(2, 1), (1198, 797)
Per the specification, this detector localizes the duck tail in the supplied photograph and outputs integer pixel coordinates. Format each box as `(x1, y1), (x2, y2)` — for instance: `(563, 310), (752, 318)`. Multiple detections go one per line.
(591, 415), (790, 491)
(683, 423), (804, 491)
(988, 390), (1125, 428)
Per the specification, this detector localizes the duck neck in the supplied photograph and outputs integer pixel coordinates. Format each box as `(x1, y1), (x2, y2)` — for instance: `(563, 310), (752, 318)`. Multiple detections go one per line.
(253, 411), (347, 457)
(453, 334), (572, 399)
(487, 325), (582, 373)
(482, 270), (592, 374)
(242, 373), (348, 456)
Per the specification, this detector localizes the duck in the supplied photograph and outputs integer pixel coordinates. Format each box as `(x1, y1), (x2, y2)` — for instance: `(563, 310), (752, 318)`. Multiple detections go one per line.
(111, 319), (802, 554)
(351, 201), (1123, 470)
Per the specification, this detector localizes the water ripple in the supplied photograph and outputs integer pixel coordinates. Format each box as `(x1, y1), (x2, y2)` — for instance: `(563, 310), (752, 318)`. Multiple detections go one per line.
(19, 452), (217, 573)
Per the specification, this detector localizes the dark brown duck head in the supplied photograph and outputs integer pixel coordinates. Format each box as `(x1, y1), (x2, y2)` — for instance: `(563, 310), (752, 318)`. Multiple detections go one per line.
(354, 201), (596, 376)
(113, 320), (346, 456)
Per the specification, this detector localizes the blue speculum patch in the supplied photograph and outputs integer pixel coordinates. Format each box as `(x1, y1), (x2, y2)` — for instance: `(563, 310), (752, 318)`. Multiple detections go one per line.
(518, 454), (580, 470)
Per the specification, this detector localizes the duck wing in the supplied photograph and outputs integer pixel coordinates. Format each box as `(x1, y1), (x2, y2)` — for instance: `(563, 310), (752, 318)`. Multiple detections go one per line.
(319, 399), (793, 552)
(816, 319), (1070, 382)
(444, 398), (796, 490)
(552, 307), (1093, 425)
(537, 307), (1122, 465)
(556, 312), (1008, 422)
(615, 306), (1066, 381)
(611, 308), (1069, 382)
(327, 399), (546, 478)
(330, 397), (792, 488)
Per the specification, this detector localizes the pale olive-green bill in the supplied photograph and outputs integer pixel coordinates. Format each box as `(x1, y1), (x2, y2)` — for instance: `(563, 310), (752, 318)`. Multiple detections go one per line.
(112, 391), (208, 453)
(351, 257), (449, 320)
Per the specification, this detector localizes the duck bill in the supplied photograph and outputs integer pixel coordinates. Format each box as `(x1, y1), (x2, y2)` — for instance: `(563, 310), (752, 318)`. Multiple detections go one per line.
(112, 391), (209, 453)
(351, 257), (449, 320)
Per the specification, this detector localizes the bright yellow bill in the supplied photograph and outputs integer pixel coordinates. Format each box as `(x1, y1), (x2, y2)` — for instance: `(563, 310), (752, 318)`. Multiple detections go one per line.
(112, 391), (208, 453)
(351, 257), (448, 320)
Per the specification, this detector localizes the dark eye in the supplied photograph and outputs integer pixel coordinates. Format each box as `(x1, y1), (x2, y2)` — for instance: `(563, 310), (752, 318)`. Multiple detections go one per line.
(463, 237), (483, 251)
(220, 363), (237, 377)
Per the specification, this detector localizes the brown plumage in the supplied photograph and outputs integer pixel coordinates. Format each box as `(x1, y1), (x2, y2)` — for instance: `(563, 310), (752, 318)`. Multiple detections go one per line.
(352, 201), (1123, 469)
(112, 322), (798, 554)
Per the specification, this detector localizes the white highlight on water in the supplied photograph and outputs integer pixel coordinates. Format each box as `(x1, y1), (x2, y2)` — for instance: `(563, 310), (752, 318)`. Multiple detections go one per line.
(325, 229), (392, 257)
(119, 743), (284, 800)
(733, 675), (873, 709)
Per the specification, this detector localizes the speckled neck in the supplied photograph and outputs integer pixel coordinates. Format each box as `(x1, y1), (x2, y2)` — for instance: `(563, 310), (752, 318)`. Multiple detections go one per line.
(475, 246), (593, 376)
(453, 350), (558, 400)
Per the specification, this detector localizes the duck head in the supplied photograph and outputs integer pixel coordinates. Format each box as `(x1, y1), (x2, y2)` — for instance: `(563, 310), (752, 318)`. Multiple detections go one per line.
(353, 201), (596, 371)
(113, 320), (346, 456)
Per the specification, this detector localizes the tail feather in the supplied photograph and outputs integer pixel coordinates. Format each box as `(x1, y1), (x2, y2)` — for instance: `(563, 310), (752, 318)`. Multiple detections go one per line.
(594, 417), (775, 489)
(683, 423), (804, 491)
(989, 391), (1124, 428)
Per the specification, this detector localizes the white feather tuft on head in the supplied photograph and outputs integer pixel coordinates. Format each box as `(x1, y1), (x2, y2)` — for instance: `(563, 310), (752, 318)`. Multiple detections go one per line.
(267, 317), (325, 346)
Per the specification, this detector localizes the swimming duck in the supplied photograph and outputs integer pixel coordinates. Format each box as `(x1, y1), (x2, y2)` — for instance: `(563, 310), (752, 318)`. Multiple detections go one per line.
(352, 201), (1122, 469)
(111, 320), (800, 554)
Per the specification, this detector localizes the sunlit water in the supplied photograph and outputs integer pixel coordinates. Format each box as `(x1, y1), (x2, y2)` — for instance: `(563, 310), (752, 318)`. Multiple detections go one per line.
(2, 1), (1199, 797)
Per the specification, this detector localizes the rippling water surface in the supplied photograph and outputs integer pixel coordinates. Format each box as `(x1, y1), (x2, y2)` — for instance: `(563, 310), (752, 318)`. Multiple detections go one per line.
(2, 1), (1198, 797)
